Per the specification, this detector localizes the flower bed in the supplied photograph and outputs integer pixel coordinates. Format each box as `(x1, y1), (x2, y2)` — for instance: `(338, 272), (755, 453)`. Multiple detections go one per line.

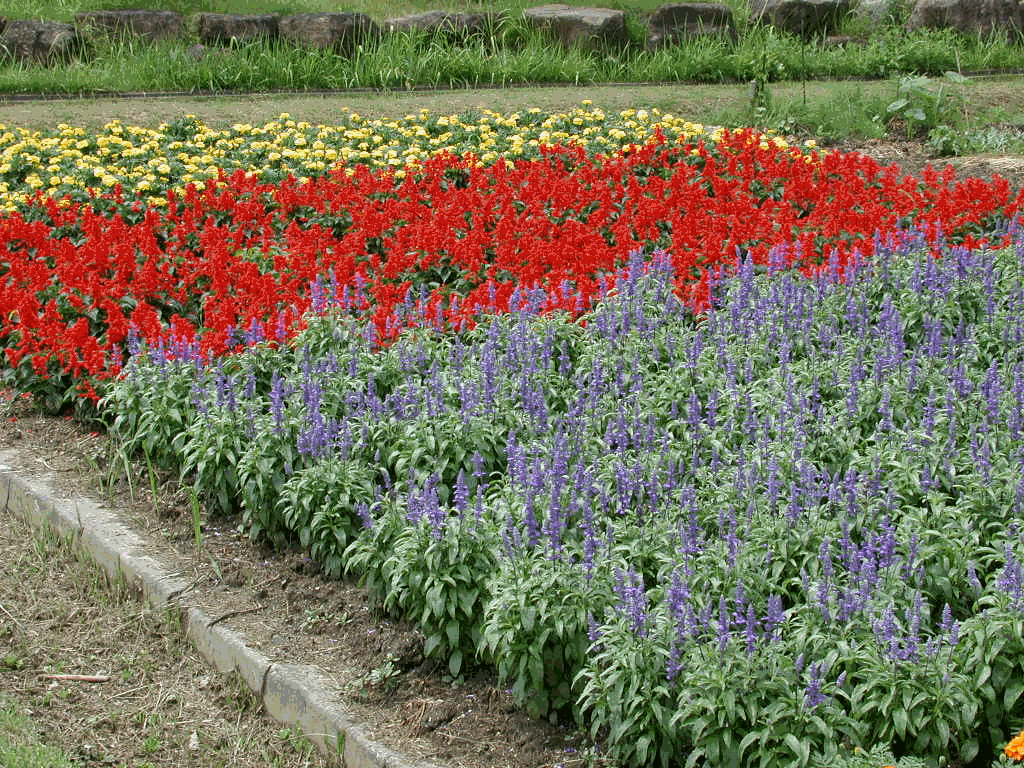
(4, 109), (1024, 766)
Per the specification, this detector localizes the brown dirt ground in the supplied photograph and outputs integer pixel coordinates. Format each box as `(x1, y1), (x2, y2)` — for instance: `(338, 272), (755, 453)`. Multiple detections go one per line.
(2, 136), (1024, 768)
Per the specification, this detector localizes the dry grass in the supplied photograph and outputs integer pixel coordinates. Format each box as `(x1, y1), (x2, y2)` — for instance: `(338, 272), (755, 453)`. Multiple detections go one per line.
(0, 509), (336, 768)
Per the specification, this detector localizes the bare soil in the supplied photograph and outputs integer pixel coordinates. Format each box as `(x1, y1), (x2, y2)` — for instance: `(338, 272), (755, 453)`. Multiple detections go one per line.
(2, 135), (1024, 768)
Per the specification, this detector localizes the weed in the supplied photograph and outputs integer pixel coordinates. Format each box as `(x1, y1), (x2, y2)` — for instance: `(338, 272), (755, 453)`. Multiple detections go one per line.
(187, 483), (203, 552)
(886, 70), (971, 138)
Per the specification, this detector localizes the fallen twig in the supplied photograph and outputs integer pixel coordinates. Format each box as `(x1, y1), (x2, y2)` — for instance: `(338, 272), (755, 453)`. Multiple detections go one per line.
(43, 673), (110, 683)
(206, 605), (265, 629)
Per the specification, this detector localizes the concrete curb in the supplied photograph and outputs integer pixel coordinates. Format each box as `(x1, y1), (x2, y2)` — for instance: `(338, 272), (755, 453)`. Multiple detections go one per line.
(0, 449), (433, 768)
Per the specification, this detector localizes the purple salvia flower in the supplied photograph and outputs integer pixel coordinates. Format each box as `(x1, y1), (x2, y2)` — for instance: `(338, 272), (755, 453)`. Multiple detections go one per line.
(998, 542), (1024, 608)
(937, 603), (956, 651)
(268, 370), (288, 434)
(453, 469), (470, 517)
(501, 516), (522, 558)
(967, 561), (982, 593)
(766, 456), (781, 513)
(904, 534), (919, 582)
(922, 387), (937, 442)
(406, 484), (423, 524)
(872, 603), (901, 661)
(803, 661), (827, 709)
(983, 360), (1002, 426)
(357, 501), (373, 529)
(613, 568), (648, 637)
(844, 468), (859, 519)
(763, 595), (785, 643)
(191, 379), (209, 417)
(878, 385), (893, 432)
(523, 498), (540, 548)
(921, 461), (934, 493)
(587, 613), (602, 649)
(903, 591), (924, 661)
(787, 481), (803, 523)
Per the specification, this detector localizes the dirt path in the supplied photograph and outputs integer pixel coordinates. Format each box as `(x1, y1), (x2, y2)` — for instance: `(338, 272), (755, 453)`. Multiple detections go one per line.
(0, 495), (337, 768)
(2, 75), (1022, 133)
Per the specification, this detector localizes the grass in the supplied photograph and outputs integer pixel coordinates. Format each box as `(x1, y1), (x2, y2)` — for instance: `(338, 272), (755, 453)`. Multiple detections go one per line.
(0, 505), (337, 768)
(1, 0), (1023, 97)
(0, 698), (76, 768)
(3, 0), (730, 23)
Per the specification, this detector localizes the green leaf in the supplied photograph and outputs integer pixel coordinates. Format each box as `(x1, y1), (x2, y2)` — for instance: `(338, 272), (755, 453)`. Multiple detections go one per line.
(427, 585), (444, 618)
(892, 708), (908, 739)
(738, 731), (760, 756)
(424, 633), (442, 658)
(783, 733), (805, 762)
(448, 649), (463, 677)
(522, 606), (537, 633)
(445, 619), (460, 647)
(1005, 680), (1024, 712)
(976, 664), (992, 688)
(635, 735), (650, 765)
(959, 737), (979, 763)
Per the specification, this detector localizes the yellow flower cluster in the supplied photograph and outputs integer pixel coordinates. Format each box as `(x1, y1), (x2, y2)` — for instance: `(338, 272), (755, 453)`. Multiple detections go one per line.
(0, 104), (811, 212)
(0, 104), (706, 210)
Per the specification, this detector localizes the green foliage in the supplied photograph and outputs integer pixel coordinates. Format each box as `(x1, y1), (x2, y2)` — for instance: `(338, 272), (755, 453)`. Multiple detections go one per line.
(180, 399), (247, 519)
(103, 353), (196, 472)
(958, 601), (1024, 759)
(278, 457), (376, 577)
(825, 743), (928, 768)
(928, 123), (1024, 157)
(236, 413), (301, 543)
(885, 71), (970, 138)
(483, 553), (613, 720)
(346, 507), (498, 677)
(98, 238), (1024, 768)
